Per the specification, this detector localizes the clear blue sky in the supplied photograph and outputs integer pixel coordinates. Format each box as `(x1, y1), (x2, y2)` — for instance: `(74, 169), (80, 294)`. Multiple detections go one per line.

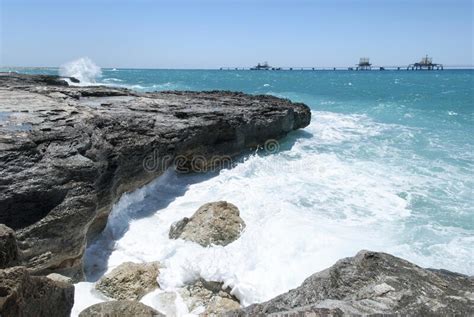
(1, 0), (472, 68)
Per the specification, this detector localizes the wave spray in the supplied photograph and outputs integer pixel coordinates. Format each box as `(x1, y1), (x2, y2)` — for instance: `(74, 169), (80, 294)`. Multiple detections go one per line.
(59, 57), (102, 84)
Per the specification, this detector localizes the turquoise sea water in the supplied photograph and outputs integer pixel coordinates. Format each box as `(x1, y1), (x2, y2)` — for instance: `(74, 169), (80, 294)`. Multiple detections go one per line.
(4, 67), (474, 311)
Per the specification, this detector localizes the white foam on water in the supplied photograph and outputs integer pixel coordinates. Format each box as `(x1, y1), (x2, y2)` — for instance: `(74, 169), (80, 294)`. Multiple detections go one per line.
(73, 110), (473, 316)
(59, 57), (102, 85)
(72, 282), (109, 316)
(103, 78), (123, 83)
(98, 81), (190, 92)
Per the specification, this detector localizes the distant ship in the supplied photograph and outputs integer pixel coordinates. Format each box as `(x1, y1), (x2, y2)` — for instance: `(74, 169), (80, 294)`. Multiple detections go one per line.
(250, 62), (281, 70)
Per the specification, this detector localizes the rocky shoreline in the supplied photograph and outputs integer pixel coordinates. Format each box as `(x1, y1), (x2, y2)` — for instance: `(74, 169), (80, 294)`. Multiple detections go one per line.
(0, 73), (472, 316)
(226, 250), (474, 316)
(0, 72), (310, 280)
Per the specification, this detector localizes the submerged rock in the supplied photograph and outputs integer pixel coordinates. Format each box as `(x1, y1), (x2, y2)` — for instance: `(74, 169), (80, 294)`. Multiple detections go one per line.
(79, 300), (164, 317)
(169, 201), (245, 246)
(178, 279), (241, 316)
(0, 224), (18, 268)
(0, 266), (74, 317)
(227, 250), (474, 316)
(96, 261), (161, 300)
(0, 73), (311, 278)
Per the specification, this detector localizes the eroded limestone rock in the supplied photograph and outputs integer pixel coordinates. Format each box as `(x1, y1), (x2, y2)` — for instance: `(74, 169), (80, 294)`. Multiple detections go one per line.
(0, 266), (74, 317)
(95, 261), (161, 300)
(79, 300), (164, 317)
(169, 201), (245, 246)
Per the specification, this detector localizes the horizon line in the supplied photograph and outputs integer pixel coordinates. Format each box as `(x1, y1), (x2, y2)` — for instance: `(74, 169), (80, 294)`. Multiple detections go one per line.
(1, 65), (474, 70)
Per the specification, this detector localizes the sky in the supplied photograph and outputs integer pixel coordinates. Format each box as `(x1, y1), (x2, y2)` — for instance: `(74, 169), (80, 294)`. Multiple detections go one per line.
(1, 0), (473, 68)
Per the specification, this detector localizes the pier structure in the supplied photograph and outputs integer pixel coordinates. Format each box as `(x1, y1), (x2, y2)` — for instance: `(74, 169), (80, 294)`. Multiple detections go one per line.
(219, 57), (460, 71)
(355, 57), (372, 70)
(250, 61), (281, 70)
(407, 55), (443, 70)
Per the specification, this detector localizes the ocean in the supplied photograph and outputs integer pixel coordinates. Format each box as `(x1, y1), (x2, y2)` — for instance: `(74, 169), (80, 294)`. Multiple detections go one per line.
(3, 64), (473, 315)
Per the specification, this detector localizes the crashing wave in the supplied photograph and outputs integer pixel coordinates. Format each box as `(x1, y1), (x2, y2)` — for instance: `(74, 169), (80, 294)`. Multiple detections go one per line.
(59, 57), (102, 84)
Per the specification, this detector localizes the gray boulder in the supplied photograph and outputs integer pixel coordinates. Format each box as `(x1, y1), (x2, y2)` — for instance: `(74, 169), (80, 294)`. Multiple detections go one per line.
(0, 266), (74, 317)
(0, 224), (18, 268)
(79, 300), (164, 317)
(227, 250), (474, 316)
(169, 201), (246, 246)
(0, 73), (311, 278)
(95, 261), (161, 300)
(178, 278), (241, 316)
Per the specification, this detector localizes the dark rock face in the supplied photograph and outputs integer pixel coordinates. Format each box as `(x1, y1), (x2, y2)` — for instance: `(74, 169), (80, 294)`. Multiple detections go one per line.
(0, 266), (74, 317)
(0, 224), (18, 268)
(228, 250), (474, 316)
(169, 201), (245, 246)
(0, 73), (310, 279)
(79, 300), (164, 317)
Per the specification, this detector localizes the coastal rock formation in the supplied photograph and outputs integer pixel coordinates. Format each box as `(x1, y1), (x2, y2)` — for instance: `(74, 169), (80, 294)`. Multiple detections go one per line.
(0, 224), (18, 268)
(227, 250), (474, 316)
(178, 279), (241, 316)
(0, 266), (74, 317)
(169, 201), (245, 246)
(79, 300), (164, 317)
(0, 73), (311, 278)
(96, 261), (161, 300)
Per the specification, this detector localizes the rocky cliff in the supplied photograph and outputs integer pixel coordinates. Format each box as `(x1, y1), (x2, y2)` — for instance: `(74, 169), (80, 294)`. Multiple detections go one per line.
(0, 73), (311, 279)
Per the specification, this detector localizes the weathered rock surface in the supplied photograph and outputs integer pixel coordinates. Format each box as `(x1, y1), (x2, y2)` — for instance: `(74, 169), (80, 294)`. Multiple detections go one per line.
(0, 224), (18, 268)
(79, 300), (164, 317)
(96, 261), (161, 300)
(0, 266), (74, 317)
(0, 73), (311, 278)
(47, 272), (74, 284)
(227, 250), (474, 316)
(178, 279), (241, 316)
(170, 201), (245, 246)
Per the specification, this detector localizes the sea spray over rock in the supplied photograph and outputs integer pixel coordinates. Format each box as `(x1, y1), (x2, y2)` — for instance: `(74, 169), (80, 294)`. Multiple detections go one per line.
(59, 57), (102, 84)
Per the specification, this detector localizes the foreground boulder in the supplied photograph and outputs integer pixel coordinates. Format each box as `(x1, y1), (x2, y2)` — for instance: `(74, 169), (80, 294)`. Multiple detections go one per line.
(96, 261), (160, 300)
(0, 73), (310, 278)
(227, 250), (474, 316)
(79, 300), (164, 317)
(0, 224), (18, 268)
(179, 279), (241, 316)
(0, 266), (74, 317)
(169, 201), (245, 246)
